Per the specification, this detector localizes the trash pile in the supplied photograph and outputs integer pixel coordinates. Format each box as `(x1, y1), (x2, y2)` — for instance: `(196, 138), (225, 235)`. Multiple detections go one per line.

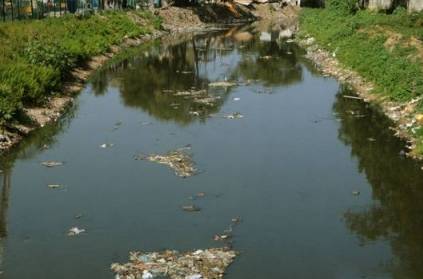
(135, 148), (196, 178)
(111, 248), (237, 279)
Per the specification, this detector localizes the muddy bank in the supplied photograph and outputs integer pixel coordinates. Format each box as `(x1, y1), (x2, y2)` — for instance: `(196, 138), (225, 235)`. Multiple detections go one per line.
(0, 4), (256, 152)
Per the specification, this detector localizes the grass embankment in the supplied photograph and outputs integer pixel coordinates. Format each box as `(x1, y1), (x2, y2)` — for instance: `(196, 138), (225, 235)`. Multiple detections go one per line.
(0, 11), (161, 125)
(299, 1), (423, 153)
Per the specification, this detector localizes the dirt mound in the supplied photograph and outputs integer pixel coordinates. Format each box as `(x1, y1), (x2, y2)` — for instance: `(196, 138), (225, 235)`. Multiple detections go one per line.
(158, 3), (256, 32)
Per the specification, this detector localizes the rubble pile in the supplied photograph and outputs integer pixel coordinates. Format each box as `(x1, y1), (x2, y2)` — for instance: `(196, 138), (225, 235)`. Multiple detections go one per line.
(136, 148), (196, 178)
(111, 248), (237, 279)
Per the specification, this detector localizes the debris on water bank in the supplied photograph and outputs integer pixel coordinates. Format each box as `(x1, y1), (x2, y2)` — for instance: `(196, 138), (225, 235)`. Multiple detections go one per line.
(67, 227), (86, 236)
(111, 248), (237, 279)
(135, 148), (196, 178)
(41, 161), (64, 168)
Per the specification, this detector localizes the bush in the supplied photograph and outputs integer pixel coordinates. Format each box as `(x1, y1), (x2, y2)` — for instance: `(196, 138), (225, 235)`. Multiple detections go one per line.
(326, 0), (358, 14)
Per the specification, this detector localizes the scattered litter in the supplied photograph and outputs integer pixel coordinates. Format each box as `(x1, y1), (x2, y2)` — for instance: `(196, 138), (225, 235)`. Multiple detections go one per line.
(225, 112), (244, 120)
(233, 97), (240, 101)
(135, 149), (196, 178)
(67, 227), (86, 236)
(182, 205), (201, 212)
(111, 248), (236, 279)
(174, 89), (220, 107)
(100, 143), (114, 148)
(41, 161), (64, 168)
(208, 81), (237, 88)
(47, 184), (63, 189)
(352, 191), (360, 196)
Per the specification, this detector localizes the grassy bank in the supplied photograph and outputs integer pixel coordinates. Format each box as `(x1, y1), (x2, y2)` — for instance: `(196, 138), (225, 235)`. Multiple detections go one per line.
(299, 2), (423, 153)
(0, 11), (161, 125)
(300, 6), (423, 102)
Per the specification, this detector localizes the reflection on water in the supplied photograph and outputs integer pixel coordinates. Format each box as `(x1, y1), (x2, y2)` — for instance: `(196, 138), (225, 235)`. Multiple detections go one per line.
(335, 86), (423, 278)
(90, 26), (304, 124)
(0, 24), (421, 279)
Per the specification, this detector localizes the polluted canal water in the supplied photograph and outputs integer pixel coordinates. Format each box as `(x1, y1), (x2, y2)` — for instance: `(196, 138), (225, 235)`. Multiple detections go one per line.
(1, 25), (423, 279)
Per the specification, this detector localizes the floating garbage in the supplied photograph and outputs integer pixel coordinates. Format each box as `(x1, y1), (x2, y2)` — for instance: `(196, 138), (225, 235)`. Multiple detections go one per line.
(41, 161), (64, 168)
(100, 143), (114, 149)
(208, 81), (237, 88)
(135, 148), (196, 178)
(67, 227), (86, 236)
(352, 191), (360, 196)
(111, 248), (237, 279)
(224, 112), (244, 120)
(47, 184), (64, 189)
(182, 205), (201, 212)
(233, 97), (240, 101)
(213, 234), (231, 241)
(173, 89), (220, 107)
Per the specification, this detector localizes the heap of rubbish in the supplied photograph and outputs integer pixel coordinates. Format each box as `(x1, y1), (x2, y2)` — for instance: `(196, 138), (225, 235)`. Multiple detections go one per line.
(111, 248), (237, 279)
(135, 148), (196, 178)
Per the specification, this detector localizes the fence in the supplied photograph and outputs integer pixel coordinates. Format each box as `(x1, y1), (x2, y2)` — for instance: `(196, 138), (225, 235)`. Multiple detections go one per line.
(0, 0), (143, 21)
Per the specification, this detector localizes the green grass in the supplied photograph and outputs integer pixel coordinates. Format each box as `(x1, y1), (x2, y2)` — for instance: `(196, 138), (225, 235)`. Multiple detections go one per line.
(300, 7), (423, 102)
(0, 10), (161, 125)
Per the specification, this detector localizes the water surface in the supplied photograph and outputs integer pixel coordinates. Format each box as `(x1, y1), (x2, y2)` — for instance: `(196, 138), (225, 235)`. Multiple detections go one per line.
(0, 25), (422, 279)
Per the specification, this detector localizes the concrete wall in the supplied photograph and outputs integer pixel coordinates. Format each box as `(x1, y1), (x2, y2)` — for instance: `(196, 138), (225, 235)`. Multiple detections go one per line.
(408, 0), (423, 11)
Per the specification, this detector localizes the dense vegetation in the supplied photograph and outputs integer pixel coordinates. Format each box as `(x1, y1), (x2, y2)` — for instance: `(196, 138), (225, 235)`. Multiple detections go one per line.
(300, 0), (423, 103)
(0, 11), (161, 125)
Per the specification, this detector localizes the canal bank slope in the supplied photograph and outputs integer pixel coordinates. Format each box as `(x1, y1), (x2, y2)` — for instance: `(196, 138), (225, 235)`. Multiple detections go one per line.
(0, 4), (255, 151)
(298, 2), (423, 158)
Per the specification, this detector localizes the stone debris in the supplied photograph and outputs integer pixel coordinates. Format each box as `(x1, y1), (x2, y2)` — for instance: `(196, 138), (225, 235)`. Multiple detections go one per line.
(67, 227), (86, 236)
(135, 149), (196, 178)
(41, 161), (64, 168)
(208, 81), (237, 88)
(111, 248), (237, 279)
